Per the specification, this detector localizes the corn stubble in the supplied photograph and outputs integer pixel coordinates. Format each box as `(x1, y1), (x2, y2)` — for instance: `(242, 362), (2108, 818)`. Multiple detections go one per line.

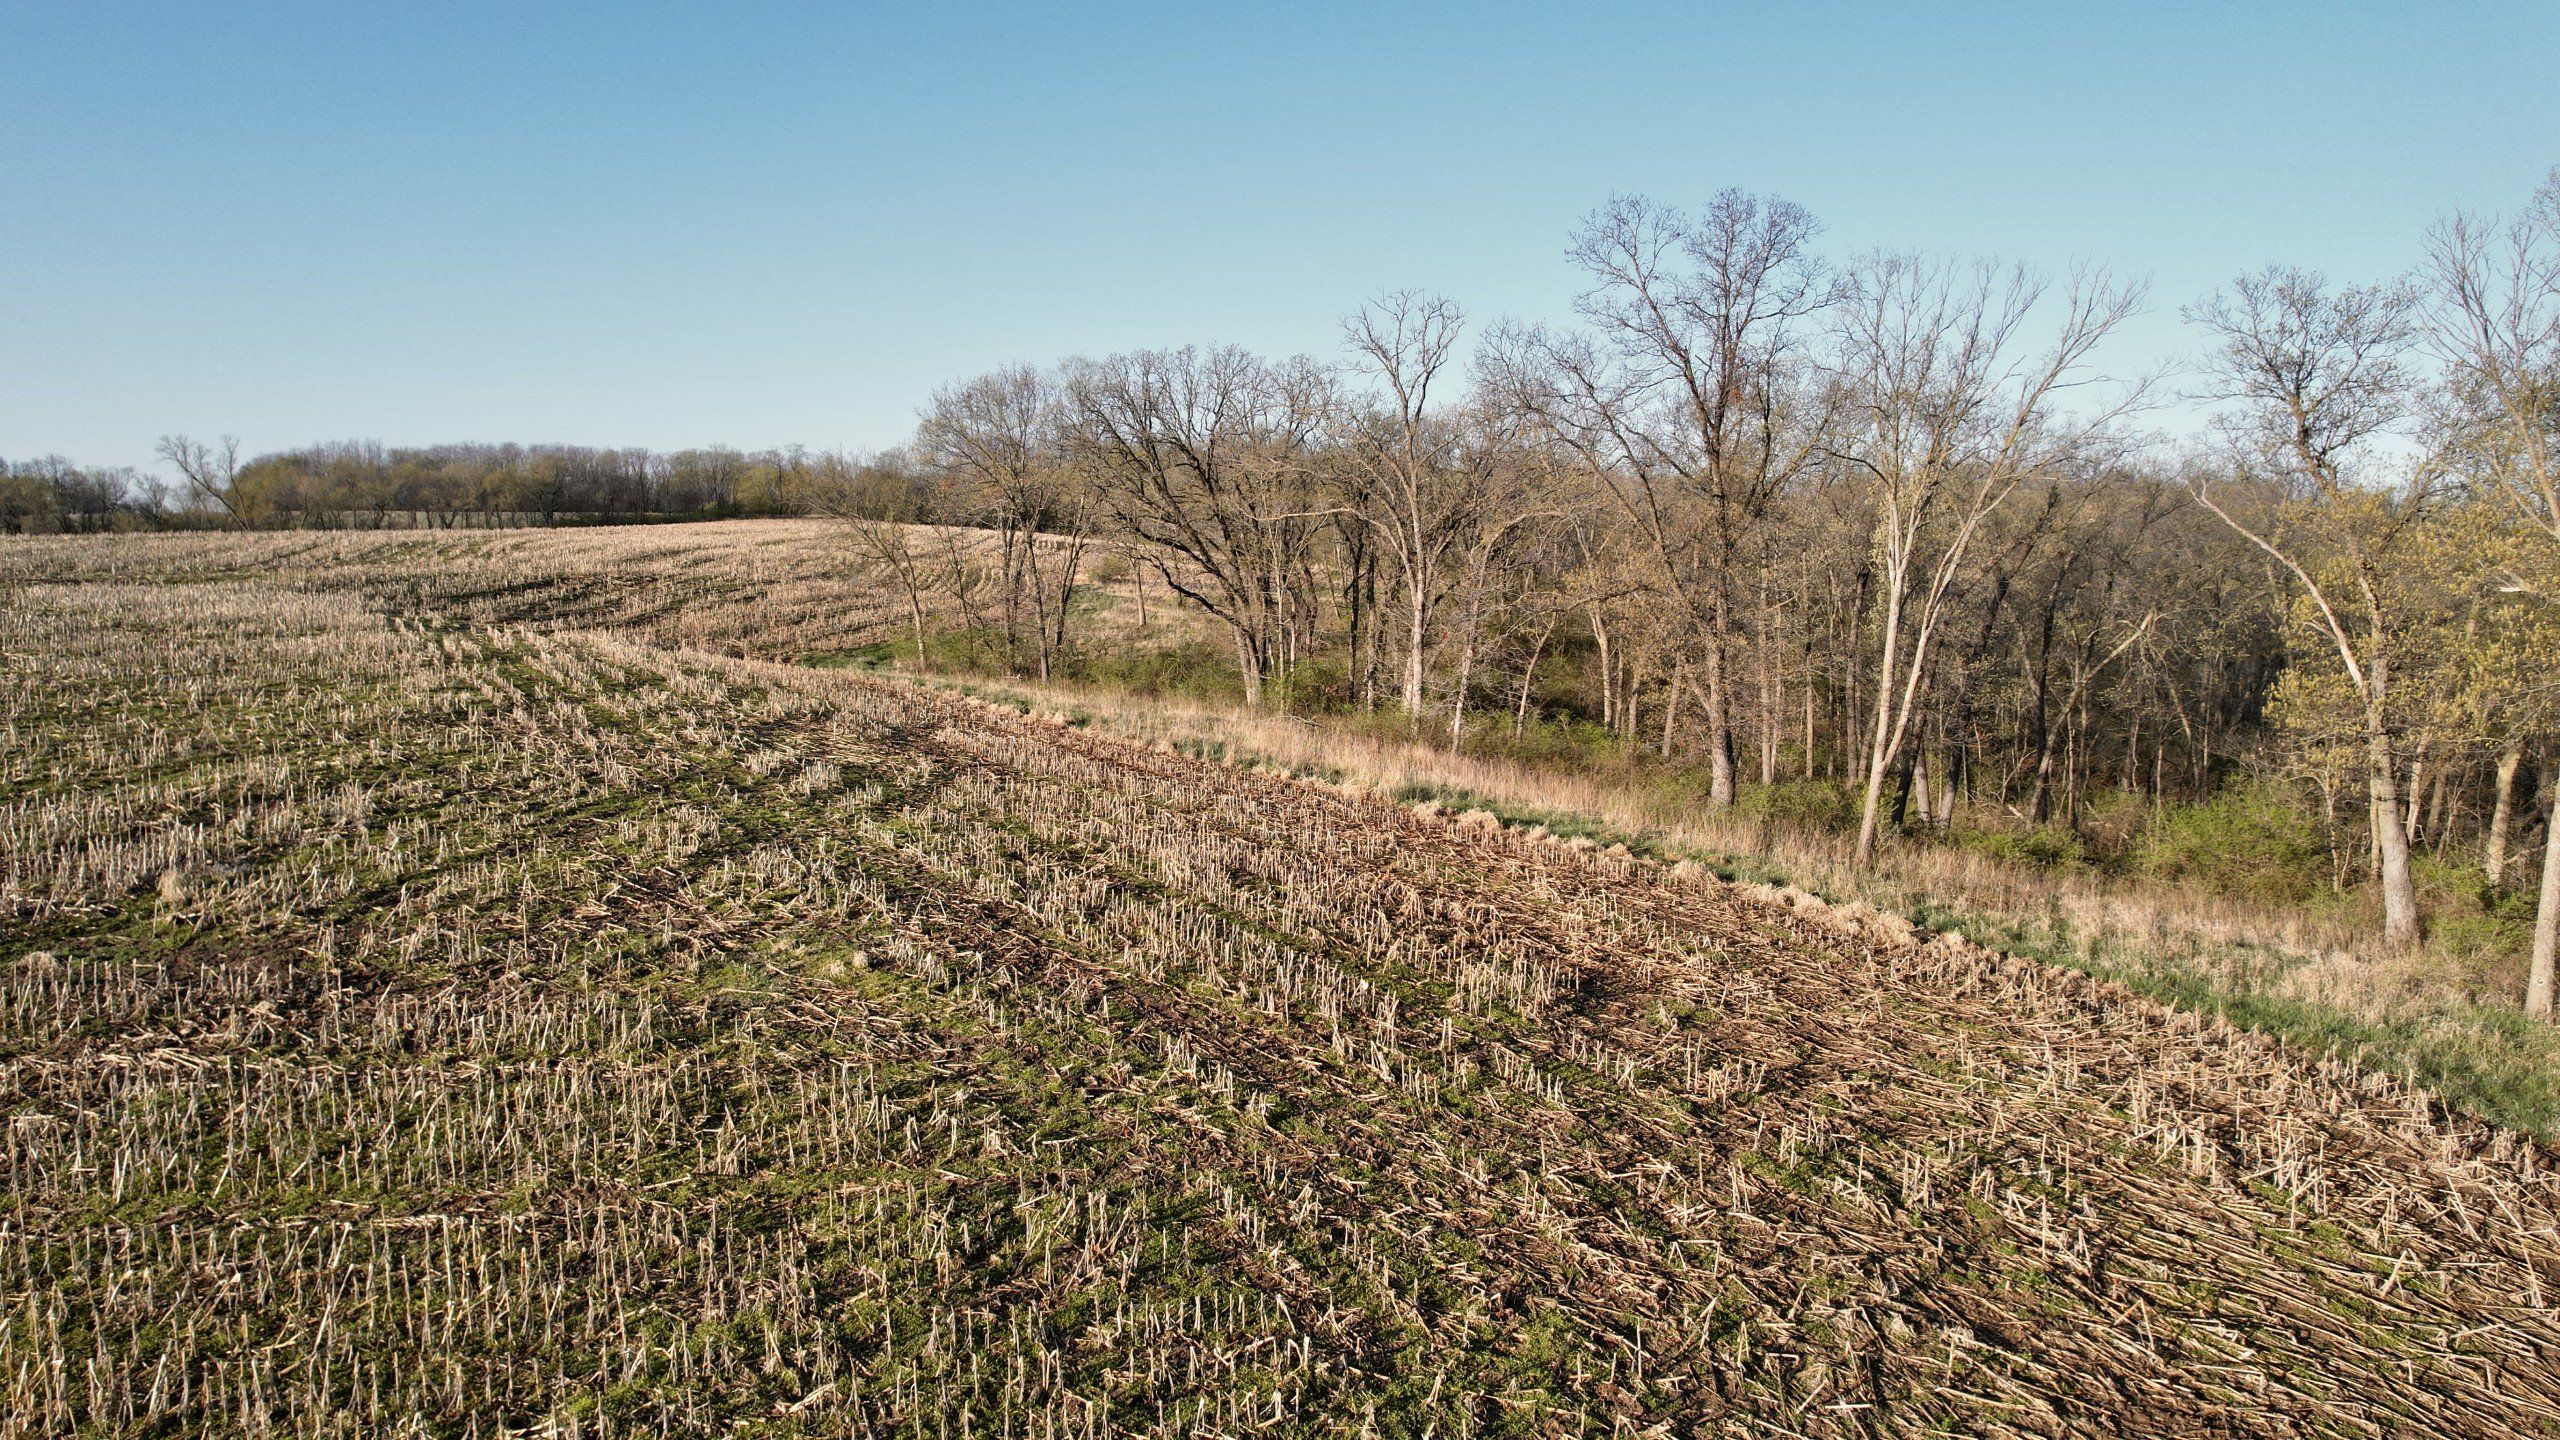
(4, 535), (2559, 1437)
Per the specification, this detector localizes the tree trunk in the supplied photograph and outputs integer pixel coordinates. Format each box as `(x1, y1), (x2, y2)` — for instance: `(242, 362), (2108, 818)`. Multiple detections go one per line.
(1360, 561), (1381, 711)
(1841, 565), (1871, 786)
(2366, 708), (2421, 950)
(2403, 743), (2430, 846)
(2063, 708), (2088, 829)
(1000, 526), (1027, 669)
(1448, 636), (1477, 745)
(2028, 734), (2060, 825)
(1023, 535), (1049, 682)
(1029, 549), (1054, 684)
(1703, 597), (1736, 805)
(2023, 648), (2055, 822)
(1402, 570), (1428, 721)
(1044, 536), (1085, 683)
(2529, 782), (2560, 1020)
(1934, 740), (1957, 829)
(1853, 581), (1906, 865)
(1590, 607), (1614, 731)
(1513, 616), (1556, 738)
(1659, 660), (1684, 759)
(1802, 682), (1817, 783)
(1234, 628), (1264, 707)
(2488, 735), (2526, 885)
(1759, 607), (1782, 787)
(2316, 777), (2346, 893)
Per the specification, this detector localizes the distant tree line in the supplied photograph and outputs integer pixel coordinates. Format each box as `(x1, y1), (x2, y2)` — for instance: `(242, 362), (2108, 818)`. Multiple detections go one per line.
(0, 456), (179, 533)
(2, 439), (932, 533)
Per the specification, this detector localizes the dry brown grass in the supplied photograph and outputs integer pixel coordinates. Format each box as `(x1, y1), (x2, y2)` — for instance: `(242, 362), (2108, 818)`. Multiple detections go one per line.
(938, 674), (2560, 1120)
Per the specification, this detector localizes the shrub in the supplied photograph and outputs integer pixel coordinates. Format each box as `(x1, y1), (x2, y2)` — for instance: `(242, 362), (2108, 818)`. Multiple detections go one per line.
(2408, 854), (2538, 994)
(2073, 789), (2152, 865)
(1472, 714), (1628, 770)
(1954, 823), (2089, 871)
(1271, 655), (1354, 715)
(1737, 780), (1857, 834)
(1062, 639), (1242, 702)
(2130, 783), (2327, 904)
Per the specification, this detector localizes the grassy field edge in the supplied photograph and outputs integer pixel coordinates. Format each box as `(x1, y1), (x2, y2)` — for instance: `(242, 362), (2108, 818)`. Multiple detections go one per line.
(899, 666), (2560, 1141)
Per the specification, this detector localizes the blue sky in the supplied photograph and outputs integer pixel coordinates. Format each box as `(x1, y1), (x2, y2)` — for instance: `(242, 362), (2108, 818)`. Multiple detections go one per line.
(5, 2), (2554, 472)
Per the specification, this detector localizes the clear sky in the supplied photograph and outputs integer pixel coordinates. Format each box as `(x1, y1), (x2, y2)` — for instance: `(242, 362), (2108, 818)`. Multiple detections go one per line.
(5, 2), (2554, 473)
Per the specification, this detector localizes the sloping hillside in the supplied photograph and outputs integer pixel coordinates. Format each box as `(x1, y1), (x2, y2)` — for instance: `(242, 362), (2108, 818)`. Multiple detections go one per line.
(5, 545), (2559, 1437)
(0, 520), (912, 659)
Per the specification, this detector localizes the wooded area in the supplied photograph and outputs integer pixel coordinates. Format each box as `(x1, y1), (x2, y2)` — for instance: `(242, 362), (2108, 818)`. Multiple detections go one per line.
(13, 175), (2559, 1013)
(836, 176), (2560, 1016)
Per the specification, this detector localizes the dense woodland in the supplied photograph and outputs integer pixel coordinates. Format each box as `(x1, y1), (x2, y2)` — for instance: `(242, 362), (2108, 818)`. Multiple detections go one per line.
(13, 175), (2560, 1013)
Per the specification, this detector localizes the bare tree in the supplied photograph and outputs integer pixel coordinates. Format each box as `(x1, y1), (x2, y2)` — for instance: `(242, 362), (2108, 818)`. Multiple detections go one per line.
(155, 434), (244, 525)
(816, 449), (941, 665)
(2428, 172), (2560, 1011)
(1433, 409), (1562, 740)
(1833, 255), (2141, 863)
(1495, 191), (1832, 804)
(918, 367), (1091, 682)
(1338, 290), (1522, 723)
(1064, 347), (1330, 704)
(2187, 265), (2430, 949)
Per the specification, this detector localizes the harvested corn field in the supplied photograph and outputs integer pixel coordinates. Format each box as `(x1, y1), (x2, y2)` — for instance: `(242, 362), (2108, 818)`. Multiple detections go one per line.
(0, 521), (921, 662)
(5, 554), (2560, 1439)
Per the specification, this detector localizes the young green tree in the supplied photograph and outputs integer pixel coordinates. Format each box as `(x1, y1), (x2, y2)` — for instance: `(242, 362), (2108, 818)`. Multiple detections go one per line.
(2428, 171), (2560, 1014)
(2188, 267), (2433, 949)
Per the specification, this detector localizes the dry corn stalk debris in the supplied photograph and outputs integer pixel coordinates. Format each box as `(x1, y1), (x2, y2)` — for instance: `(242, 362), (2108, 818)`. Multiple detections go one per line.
(2, 534), (2558, 1438)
